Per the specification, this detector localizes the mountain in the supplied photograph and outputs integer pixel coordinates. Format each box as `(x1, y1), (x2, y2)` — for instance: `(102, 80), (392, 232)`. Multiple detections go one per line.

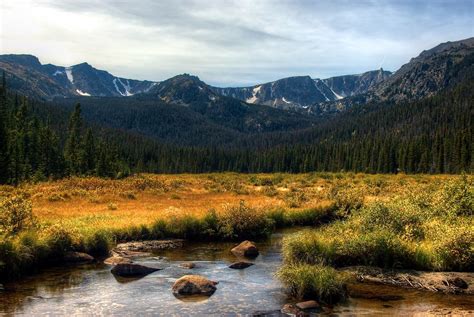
(0, 54), (156, 100)
(51, 74), (317, 145)
(312, 37), (474, 114)
(211, 76), (336, 110)
(372, 37), (474, 102)
(210, 70), (391, 110)
(322, 69), (392, 98)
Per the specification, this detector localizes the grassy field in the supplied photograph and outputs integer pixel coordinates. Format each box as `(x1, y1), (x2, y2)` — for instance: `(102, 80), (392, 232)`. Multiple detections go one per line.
(0, 172), (471, 283)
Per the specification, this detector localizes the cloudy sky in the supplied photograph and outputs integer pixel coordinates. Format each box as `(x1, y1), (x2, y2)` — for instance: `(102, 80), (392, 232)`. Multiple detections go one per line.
(1, 0), (473, 86)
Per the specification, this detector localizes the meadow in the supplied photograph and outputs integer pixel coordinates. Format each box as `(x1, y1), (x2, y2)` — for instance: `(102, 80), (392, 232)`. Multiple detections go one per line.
(0, 172), (472, 296)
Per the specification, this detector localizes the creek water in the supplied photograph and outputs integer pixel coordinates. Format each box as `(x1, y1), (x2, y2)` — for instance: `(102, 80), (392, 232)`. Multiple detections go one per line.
(1, 228), (473, 316)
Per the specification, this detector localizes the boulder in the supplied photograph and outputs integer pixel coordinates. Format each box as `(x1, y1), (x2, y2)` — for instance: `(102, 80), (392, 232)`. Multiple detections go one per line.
(231, 241), (259, 258)
(111, 263), (160, 277)
(296, 300), (320, 310)
(448, 277), (468, 289)
(172, 275), (218, 296)
(229, 261), (254, 269)
(63, 251), (94, 264)
(104, 256), (133, 265)
(114, 239), (184, 253)
(180, 262), (196, 269)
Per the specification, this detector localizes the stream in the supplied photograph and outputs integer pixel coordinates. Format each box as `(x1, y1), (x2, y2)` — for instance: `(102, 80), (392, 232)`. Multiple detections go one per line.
(1, 228), (473, 316)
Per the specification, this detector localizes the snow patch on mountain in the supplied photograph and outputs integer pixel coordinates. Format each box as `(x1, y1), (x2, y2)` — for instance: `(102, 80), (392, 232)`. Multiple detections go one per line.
(330, 87), (344, 100)
(52, 70), (63, 76)
(282, 97), (291, 104)
(76, 89), (90, 96)
(65, 67), (74, 84)
(246, 85), (261, 103)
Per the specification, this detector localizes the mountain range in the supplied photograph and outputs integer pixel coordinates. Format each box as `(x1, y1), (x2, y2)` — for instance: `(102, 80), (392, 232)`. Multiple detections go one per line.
(2, 37), (473, 117)
(0, 37), (472, 177)
(0, 54), (156, 100)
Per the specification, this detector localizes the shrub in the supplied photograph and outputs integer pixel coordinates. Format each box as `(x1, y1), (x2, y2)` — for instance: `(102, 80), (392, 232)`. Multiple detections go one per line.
(277, 263), (347, 302)
(119, 191), (137, 200)
(0, 194), (36, 235)
(217, 201), (274, 240)
(284, 190), (307, 208)
(330, 184), (364, 216)
(107, 203), (118, 210)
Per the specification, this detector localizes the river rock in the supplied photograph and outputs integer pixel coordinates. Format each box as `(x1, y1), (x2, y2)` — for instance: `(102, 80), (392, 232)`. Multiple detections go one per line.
(180, 262), (196, 269)
(111, 263), (160, 277)
(447, 277), (468, 289)
(231, 241), (259, 258)
(114, 239), (184, 253)
(229, 261), (254, 269)
(172, 275), (218, 296)
(104, 256), (133, 265)
(296, 300), (320, 310)
(281, 304), (302, 315)
(63, 251), (94, 264)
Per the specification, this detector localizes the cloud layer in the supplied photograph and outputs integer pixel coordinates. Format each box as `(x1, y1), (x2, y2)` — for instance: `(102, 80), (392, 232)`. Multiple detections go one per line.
(1, 0), (473, 86)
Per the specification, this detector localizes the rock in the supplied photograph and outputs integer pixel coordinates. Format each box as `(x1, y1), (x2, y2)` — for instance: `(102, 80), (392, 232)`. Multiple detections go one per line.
(448, 277), (468, 289)
(180, 262), (196, 269)
(229, 261), (254, 269)
(281, 304), (303, 316)
(114, 239), (184, 253)
(63, 251), (94, 264)
(296, 300), (320, 310)
(104, 256), (133, 265)
(172, 275), (218, 296)
(231, 241), (259, 258)
(111, 263), (160, 277)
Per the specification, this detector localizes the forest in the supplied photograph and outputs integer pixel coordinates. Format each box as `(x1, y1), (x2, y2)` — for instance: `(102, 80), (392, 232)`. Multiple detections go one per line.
(0, 74), (472, 185)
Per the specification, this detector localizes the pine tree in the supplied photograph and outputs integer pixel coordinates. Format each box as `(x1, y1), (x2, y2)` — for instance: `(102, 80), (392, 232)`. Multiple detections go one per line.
(64, 103), (83, 175)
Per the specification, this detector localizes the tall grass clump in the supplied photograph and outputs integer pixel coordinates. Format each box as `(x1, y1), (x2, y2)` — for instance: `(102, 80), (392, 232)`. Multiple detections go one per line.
(214, 201), (275, 240)
(277, 263), (347, 302)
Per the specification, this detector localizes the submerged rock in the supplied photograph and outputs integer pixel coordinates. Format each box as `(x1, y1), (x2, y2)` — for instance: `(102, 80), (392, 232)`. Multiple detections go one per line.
(231, 241), (259, 258)
(229, 261), (254, 269)
(104, 256), (133, 265)
(111, 263), (160, 277)
(114, 239), (184, 253)
(63, 252), (94, 264)
(172, 275), (218, 296)
(180, 262), (196, 269)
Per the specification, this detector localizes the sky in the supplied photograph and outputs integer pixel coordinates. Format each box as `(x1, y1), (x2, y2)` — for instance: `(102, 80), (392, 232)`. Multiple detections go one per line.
(1, 0), (473, 87)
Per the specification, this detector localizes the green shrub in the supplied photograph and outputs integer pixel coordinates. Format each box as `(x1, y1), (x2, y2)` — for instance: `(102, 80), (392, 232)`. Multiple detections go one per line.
(217, 201), (274, 240)
(0, 194), (36, 235)
(277, 263), (347, 302)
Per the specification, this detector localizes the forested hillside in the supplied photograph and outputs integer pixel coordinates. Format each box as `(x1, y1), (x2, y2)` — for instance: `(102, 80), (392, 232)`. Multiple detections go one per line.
(0, 70), (471, 185)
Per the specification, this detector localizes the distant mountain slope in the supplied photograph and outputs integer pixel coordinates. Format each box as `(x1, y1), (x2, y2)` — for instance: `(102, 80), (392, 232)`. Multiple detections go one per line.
(312, 37), (474, 114)
(373, 37), (474, 102)
(0, 54), (156, 100)
(211, 70), (391, 110)
(52, 74), (317, 146)
(322, 69), (392, 98)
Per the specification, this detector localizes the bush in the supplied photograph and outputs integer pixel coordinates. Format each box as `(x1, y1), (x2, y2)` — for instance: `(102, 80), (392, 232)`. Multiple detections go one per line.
(0, 194), (36, 235)
(277, 263), (347, 302)
(216, 201), (274, 240)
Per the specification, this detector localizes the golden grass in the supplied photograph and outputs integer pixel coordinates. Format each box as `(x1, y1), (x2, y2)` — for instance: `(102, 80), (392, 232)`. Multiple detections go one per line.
(0, 172), (461, 235)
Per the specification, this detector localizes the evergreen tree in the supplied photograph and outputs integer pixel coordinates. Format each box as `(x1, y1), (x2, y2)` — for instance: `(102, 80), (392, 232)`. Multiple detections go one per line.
(64, 103), (83, 175)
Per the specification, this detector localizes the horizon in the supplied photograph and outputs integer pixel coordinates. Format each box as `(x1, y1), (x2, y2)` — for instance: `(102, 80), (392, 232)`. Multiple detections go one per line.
(1, 0), (473, 86)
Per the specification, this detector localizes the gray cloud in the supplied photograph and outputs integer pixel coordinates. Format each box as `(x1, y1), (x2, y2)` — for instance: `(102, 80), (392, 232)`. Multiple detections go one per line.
(2, 0), (473, 86)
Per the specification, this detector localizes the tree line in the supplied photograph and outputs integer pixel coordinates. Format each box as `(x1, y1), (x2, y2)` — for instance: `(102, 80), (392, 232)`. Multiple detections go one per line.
(0, 74), (472, 185)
